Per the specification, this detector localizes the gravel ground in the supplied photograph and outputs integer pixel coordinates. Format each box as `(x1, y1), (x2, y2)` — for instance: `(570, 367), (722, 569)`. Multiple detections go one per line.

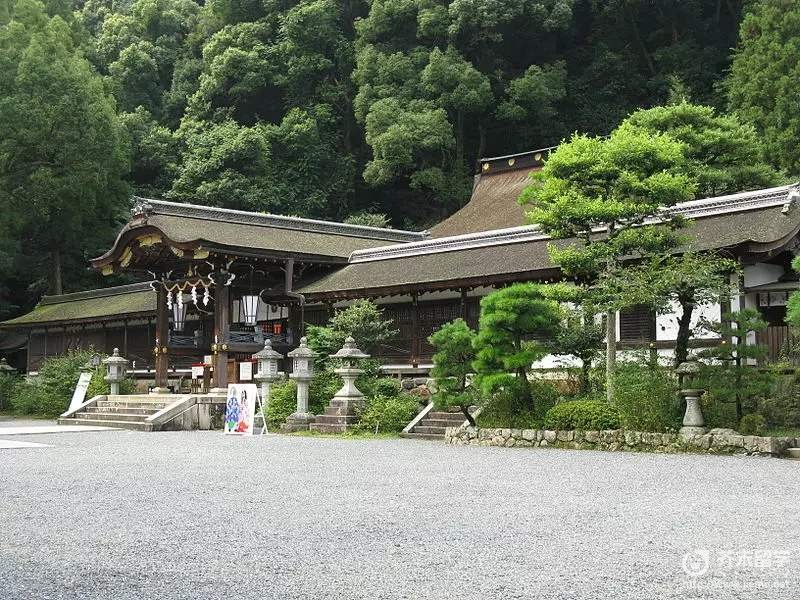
(1, 426), (798, 600)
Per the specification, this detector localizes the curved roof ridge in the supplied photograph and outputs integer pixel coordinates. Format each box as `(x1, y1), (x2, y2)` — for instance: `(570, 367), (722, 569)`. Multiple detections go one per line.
(351, 183), (800, 264)
(132, 197), (428, 243)
(38, 282), (154, 306)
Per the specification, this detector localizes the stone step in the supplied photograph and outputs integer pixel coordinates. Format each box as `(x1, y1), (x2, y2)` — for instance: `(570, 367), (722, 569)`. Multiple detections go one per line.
(74, 412), (151, 423)
(786, 448), (800, 460)
(57, 417), (153, 432)
(96, 401), (168, 410)
(83, 406), (160, 416)
(426, 412), (468, 421)
(309, 423), (350, 434)
(400, 432), (443, 441)
(422, 418), (467, 428)
(312, 414), (360, 425)
(411, 425), (446, 435)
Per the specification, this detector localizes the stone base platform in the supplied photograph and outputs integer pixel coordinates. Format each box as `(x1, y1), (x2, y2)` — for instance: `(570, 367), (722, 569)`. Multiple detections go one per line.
(281, 412), (316, 432)
(309, 398), (363, 434)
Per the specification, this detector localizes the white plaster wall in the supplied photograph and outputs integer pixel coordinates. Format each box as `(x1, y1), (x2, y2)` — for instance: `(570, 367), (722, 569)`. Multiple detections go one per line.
(655, 301), (721, 341)
(743, 262), (784, 288)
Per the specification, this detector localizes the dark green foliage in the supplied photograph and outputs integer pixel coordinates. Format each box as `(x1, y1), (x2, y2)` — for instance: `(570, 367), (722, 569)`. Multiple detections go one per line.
(0, 0), (775, 325)
(623, 102), (782, 199)
(727, 0), (800, 172)
(738, 413), (766, 436)
(543, 399), (621, 431)
(429, 318), (478, 425)
(306, 299), (398, 360)
(0, 372), (19, 411)
(612, 361), (681, 432)
(473, 284), (562, 412)
(9, 349), (133, 417)
(477, 380), (559, 430)
(698, 310), (775, 422)
(521, 124), (694, 399)
(356, 376), (402, 401)
(754, 371), (800, 428)
(0, 0), (129, 305)
(308, 368), (341, 413)
(356, 392), (419, 433)
(266, 378), (297, 428)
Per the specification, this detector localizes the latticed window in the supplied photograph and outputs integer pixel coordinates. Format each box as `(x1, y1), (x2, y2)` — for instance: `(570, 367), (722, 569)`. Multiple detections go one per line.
(619, 305), (656, 342)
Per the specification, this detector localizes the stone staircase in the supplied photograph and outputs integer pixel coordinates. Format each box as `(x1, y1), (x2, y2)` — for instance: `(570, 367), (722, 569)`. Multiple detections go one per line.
(58, 395), (177, 432)
(401, 407), (472, 441)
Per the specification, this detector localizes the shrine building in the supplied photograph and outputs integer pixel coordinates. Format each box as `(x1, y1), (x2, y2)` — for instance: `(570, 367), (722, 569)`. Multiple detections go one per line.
(2, 147), (800, 389)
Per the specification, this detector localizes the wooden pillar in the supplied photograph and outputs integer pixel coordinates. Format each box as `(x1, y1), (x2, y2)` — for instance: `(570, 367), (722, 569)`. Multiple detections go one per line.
(459, 288), (468, 320)
(212, 282), (230, 389)
(43, 327), (48, 359)
(154, 286), (169, 389)
(411, 293), (419, 367)
(122, 320), (128, 357)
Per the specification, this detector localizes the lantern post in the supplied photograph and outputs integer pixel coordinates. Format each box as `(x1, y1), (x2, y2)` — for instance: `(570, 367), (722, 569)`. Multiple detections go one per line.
(253, 339), (284, 408)
(102, 348), (129, 396)
(283, 337), (317, 431)
(676, 355), (706, 437)
(310, 336), (370, 433)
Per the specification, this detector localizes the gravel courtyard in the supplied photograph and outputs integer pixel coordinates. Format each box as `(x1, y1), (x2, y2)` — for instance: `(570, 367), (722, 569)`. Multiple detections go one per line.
(1, 424), (798, 600)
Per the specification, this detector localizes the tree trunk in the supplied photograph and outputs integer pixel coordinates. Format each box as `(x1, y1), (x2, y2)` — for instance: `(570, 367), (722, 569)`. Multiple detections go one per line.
(461, 405), (475, 427)
(606, 309), (616, 402)
(579, 360), (590, 395)
(674, 293), (695, 368)
(51, 248), (63, 295)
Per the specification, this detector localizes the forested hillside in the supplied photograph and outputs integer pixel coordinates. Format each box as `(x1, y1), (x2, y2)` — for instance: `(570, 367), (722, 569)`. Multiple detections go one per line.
(1, 0), (798, 317)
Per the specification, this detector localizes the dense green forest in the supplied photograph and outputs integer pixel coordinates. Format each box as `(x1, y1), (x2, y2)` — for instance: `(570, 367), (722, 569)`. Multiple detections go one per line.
(0, 0), (798, 318)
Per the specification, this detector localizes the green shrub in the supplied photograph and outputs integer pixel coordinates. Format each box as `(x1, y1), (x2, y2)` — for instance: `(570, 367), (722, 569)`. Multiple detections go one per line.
(9, 349), (133, 417)
(356, 376), (402, 400)
(477, 380), (559, 429)
(309, 369), (340, 413)
(612, 362), (681, 432)
(266, 379), (297, 428)
(759, 371), (800, 428)
(544, 399), (621, 431)
(356, 393), (418, 433)
(0, 372), (19, 411)
(739, 413), (766, 436)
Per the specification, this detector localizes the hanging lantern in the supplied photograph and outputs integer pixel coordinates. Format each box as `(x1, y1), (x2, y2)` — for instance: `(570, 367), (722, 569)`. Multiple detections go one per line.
(172, 302), (187, 332)
(240, 294), (260, 326)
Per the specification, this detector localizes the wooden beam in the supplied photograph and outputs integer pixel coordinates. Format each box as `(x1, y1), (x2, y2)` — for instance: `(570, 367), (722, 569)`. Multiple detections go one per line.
(212, 281), (230, 389)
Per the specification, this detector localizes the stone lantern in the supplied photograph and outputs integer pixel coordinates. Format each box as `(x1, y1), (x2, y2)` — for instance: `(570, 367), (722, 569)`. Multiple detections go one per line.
(0, 358), (17, 377)
(676, 355), (706, 437)
(253, 339), (284, 405)
(102, 348), (129, 395)
(309, 336), (370, 433)
(283, 337), (317, 431)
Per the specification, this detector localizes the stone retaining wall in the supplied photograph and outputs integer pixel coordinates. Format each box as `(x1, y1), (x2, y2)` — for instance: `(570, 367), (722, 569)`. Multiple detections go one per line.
(445, 426), (799, 457)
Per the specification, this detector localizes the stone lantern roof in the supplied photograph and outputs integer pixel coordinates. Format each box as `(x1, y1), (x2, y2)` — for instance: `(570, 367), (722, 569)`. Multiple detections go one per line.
(328, 337), (369, 360)
(253, 339), (284, 360)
